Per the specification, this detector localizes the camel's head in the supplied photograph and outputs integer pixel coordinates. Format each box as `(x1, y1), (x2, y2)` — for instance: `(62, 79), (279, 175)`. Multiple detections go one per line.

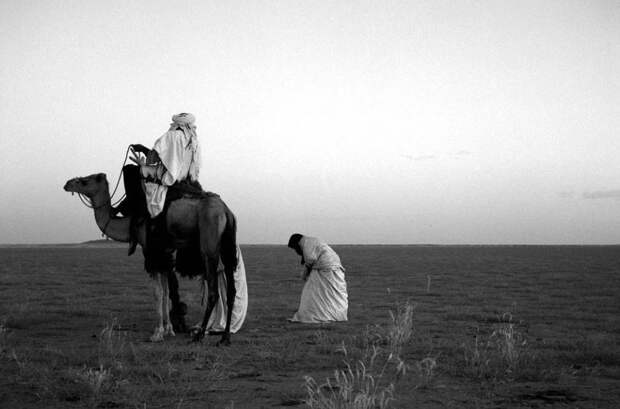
(63, 173), (108, 197)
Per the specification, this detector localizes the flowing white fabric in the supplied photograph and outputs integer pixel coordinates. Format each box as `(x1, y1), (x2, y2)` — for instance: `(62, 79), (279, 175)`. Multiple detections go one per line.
(144, 129), (198, 217)
(290, 237), (348, 323)
(165, 114), (201, 182)
(206, 247), (248, 333)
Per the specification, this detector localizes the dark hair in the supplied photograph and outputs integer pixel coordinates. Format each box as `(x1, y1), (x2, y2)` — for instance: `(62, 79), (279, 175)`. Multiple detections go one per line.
(287, 233), (303, 249)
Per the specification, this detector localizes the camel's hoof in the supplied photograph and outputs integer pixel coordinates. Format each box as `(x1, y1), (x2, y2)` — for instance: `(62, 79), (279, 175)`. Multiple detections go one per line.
(174, 325), (188, 334)
(150, 327), (165, 342)
(216, 336), (231, 347)
(191, 328), (205, 343)
(164, 325), (175, 337)
(170, 303), (188, 333)
(171, 318), (188, 334)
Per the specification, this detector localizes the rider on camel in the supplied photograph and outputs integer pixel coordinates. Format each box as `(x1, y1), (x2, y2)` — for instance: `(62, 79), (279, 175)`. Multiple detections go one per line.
(114, 112), (202, 256)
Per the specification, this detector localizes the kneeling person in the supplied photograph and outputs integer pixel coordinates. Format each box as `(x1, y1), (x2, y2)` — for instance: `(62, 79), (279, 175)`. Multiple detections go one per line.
(287, 234), (348, 323)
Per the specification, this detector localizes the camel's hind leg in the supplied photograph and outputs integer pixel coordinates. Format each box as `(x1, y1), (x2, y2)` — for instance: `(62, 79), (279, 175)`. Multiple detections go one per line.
(219, 265), (236, 346)
(150, 273), (175, 342)
(192, 257), (220, 342)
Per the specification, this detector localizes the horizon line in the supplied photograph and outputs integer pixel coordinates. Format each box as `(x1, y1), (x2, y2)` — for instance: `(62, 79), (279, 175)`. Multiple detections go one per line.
(1, 241), (619, 248)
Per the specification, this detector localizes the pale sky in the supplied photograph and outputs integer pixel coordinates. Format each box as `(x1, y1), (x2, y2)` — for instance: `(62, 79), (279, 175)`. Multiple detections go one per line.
(1, 0), (619, 245)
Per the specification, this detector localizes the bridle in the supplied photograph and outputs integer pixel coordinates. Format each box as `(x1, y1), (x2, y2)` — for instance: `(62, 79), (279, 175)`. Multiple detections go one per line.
(75, 145), (131, 207)
(70, 145), (133, 237)
(72, 188), (113, 237)
(76, 191), (111, 210)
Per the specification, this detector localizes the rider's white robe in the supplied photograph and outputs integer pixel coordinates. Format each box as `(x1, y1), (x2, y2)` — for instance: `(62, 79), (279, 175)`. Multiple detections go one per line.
(144, 129), (195, 217)
(206, 246), (248, 333)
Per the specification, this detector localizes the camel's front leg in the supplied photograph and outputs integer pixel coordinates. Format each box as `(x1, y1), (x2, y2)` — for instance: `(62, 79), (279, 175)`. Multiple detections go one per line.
(161, 273), (175, 337)
(190, 278), (207, 333)
(150, 273), (167, 342)
(168, 270), (188, 333)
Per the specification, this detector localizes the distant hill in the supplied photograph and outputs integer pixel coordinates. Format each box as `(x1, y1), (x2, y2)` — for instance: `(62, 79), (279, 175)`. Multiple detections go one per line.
(82, 239), (117, 245)
(80, 239), (126, 247)
(0, 239), (125, 248)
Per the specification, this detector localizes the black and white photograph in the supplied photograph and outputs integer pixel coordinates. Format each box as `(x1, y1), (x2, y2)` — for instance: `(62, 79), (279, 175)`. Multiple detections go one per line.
(1, 1), (619, 408)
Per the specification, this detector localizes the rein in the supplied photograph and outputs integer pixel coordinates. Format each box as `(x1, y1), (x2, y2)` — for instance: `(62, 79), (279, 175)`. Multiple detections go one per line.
(109, 145), (131, 207)
(77, 194), (113, 237)
(73, 145), (132, 238)
(77, 193), (111, 210)
(74, 145), (131, 209)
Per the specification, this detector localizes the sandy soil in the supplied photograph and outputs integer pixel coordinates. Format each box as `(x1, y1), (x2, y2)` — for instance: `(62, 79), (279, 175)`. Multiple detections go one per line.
(1, 245), (619, 408)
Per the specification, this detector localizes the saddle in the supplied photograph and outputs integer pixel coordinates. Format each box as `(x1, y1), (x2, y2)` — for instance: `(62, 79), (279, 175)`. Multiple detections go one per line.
(165, 179), (220, 202)
(138, 174), (221, 277)
(118, 164), (217, 265)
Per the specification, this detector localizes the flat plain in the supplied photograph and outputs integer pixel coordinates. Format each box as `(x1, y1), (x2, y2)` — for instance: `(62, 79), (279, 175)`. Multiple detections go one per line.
(1, 244), (619, 408)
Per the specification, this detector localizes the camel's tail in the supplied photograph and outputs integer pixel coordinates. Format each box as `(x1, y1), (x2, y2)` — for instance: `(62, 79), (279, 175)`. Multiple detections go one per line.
(220, 206), (238, 270)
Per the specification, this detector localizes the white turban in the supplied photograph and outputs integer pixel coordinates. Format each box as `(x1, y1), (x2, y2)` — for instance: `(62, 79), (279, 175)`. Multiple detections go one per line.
(171, 112), (196, 127)
(167, 112), (201, 181)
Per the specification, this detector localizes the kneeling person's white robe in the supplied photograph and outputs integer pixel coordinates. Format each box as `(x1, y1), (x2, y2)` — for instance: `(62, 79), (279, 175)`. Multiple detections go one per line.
(290, 237), (348, 323)
(205, 246), (248, 333)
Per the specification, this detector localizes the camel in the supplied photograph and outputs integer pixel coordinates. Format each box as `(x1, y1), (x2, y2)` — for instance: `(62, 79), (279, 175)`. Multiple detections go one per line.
(63, 173), (238, 346)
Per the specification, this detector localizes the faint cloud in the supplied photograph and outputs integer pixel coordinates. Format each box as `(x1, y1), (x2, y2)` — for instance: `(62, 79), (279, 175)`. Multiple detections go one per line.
(400, 154), (436, 161)
(558, 191), (575, 199)
(583, 190), (620, 200)
(401, 150), (471, 161)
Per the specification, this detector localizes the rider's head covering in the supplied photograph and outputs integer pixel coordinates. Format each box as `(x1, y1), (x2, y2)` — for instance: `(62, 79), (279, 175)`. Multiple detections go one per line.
(168, 112), (200, 181)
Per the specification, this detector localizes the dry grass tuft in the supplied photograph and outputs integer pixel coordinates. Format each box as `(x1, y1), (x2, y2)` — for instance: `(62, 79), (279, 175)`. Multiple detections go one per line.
(387, 301), (415, 357)
(2, 302), (31, 329)
(98, 317), (127, 370)
(0, 320), (10, 354)
(415, 357), (437, 388)
(77, 365), (112, 403)
(304, 301), (415, 408)
(305, 344), (406, 409)
(461, 313), (532, 381)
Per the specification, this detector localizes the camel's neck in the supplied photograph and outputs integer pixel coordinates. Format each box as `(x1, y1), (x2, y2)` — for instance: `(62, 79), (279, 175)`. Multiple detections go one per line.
(91, 189), (131, 243)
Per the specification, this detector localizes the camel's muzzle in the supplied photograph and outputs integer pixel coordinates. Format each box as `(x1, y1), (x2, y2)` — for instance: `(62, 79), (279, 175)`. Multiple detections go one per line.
(63, 178), (79, 192)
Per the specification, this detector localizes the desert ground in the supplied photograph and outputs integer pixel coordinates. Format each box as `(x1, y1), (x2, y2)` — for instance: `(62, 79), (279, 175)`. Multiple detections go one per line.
(1, 244), (619, 408)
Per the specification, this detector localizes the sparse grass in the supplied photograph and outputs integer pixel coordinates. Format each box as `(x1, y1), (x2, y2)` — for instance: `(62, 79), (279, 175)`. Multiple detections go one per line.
(344, 300), (415, 361)
(2, 245), (620, 407)
(305, 344), (406, 409)
(0, 320), (10, 354)
(460, 313), (541, 382)
(387, 301), (415, 357)
(304, 302), (416, 408)
(2, 301), (31, 329)
(0, 317), (230, 408)
(76, 365), (112, 405)
(2, 346), (91, 404)
(313, 329), (333, 354)
(258, 336), (312, 371)
(98, 317), (127, 369)
(415, 357), (437, 388)
(561, 335), (620, 367)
